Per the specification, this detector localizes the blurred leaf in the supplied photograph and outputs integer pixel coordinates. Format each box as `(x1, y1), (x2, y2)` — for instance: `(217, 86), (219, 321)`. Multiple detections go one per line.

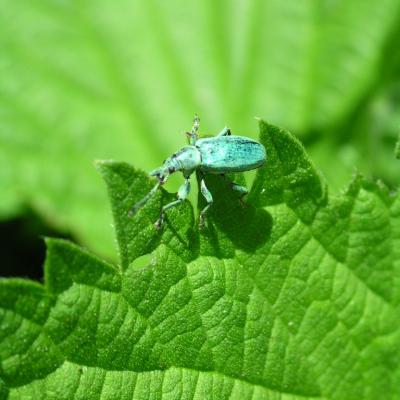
(307, 15), (400, 193)
(1, 121), (400, 399)
(309, 76), (400, 192)
(1, 0), (400, 258)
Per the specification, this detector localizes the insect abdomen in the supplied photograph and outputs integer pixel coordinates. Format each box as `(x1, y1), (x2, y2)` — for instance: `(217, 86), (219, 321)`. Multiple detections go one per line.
(196, 136), (266, 173)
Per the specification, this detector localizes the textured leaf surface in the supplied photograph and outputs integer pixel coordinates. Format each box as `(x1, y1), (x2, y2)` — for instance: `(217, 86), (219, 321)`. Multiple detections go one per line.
(1, 0), (400, 257)
(1, 121), (400, 399)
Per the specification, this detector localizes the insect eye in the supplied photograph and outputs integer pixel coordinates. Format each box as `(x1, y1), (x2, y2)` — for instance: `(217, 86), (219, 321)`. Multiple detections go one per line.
(168, 167), (175, 173)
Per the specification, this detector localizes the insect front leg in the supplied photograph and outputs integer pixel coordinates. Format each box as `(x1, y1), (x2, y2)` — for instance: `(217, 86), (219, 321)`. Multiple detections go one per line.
(155, 177), (191, 229)
(129, 181), (161, 217)
(232, 183), (248, 198)
(216, 126), (231, 137)
(199, 178), (213, 228)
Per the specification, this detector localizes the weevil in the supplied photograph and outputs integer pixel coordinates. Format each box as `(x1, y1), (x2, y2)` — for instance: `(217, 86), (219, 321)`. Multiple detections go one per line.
(129, 116), (266, 228)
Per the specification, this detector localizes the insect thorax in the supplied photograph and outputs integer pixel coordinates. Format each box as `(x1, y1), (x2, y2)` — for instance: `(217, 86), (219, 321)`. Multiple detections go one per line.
(170, 145), (201, 175)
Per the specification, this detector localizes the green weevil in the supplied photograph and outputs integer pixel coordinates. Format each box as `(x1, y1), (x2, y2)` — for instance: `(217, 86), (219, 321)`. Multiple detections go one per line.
(129, 115), (266, 228)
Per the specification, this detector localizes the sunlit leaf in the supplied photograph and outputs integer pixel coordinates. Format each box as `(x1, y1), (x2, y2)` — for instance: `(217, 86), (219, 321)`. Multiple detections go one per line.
(1, 121), (399, 399)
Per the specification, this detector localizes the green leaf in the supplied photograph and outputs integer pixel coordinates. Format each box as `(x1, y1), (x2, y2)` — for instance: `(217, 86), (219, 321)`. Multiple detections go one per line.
(95, 162), (197, 269)
(309, 78), (400, 192)
(1, 0), (400, 257)
(249, 122), (327, 221)
(1, 121), (400, 399)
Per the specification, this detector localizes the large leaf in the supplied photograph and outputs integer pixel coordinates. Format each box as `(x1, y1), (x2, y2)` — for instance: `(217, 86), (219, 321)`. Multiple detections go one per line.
(1, 121), (399, 399)
(1, 0), (400, 258)
(309, 75), (400, 192)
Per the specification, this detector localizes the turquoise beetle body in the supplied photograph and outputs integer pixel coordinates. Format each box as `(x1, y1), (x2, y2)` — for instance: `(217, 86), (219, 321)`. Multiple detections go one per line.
(129, 116), (266, 228)
(196, 136), (266, 173)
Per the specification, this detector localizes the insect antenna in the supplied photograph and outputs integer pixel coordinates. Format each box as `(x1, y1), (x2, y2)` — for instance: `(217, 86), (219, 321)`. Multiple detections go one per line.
(192, 114), (200, 134)
(186, 114), (200, 145)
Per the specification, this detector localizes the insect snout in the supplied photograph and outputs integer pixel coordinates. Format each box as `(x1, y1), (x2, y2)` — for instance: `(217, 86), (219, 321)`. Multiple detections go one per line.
(150, 168), (169, 184)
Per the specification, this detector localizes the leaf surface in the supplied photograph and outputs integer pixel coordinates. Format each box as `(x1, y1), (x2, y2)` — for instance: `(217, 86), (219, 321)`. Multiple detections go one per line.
(1, 121), (400, 399)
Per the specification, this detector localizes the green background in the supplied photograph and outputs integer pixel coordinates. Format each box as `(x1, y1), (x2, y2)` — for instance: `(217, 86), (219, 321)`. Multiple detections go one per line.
(1, 0), (400, 261)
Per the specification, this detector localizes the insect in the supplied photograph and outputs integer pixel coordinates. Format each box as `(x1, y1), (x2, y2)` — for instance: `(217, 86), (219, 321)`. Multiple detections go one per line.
(129, 115), (266, 228)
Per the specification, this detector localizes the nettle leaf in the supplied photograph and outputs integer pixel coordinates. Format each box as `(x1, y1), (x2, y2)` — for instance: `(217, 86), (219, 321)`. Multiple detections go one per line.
(1, 121), (400, 399)
(1, 0), (400, 258)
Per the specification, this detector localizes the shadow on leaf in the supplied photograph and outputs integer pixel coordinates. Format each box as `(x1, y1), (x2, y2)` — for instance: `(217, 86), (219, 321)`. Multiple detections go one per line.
(198, 174), (272, 256)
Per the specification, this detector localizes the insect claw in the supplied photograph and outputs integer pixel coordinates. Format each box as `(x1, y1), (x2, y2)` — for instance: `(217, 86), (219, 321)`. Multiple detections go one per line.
(199, 216), (206, 230)
(154, 213), (165, 230)
(239, 198), (249, 208)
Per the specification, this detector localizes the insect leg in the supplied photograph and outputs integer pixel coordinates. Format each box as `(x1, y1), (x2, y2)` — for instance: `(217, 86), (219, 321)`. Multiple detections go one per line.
(231, 183), (248, 198)
(220, 174), (248, 201)
(216, 127), (231, 137)
(128, 181), (161, 217)
(155, 178), (191, 229)
(199, 178), (213, 228)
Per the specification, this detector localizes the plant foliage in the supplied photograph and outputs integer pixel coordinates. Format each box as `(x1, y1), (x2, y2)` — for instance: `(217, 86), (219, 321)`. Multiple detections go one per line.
(1, 121), (399, 399)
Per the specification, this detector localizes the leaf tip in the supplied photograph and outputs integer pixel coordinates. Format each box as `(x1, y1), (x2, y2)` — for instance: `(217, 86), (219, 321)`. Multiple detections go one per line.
(256, 119), (286, 139)
(94, 159), (115, 174)
(44, 236), (69, 250)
